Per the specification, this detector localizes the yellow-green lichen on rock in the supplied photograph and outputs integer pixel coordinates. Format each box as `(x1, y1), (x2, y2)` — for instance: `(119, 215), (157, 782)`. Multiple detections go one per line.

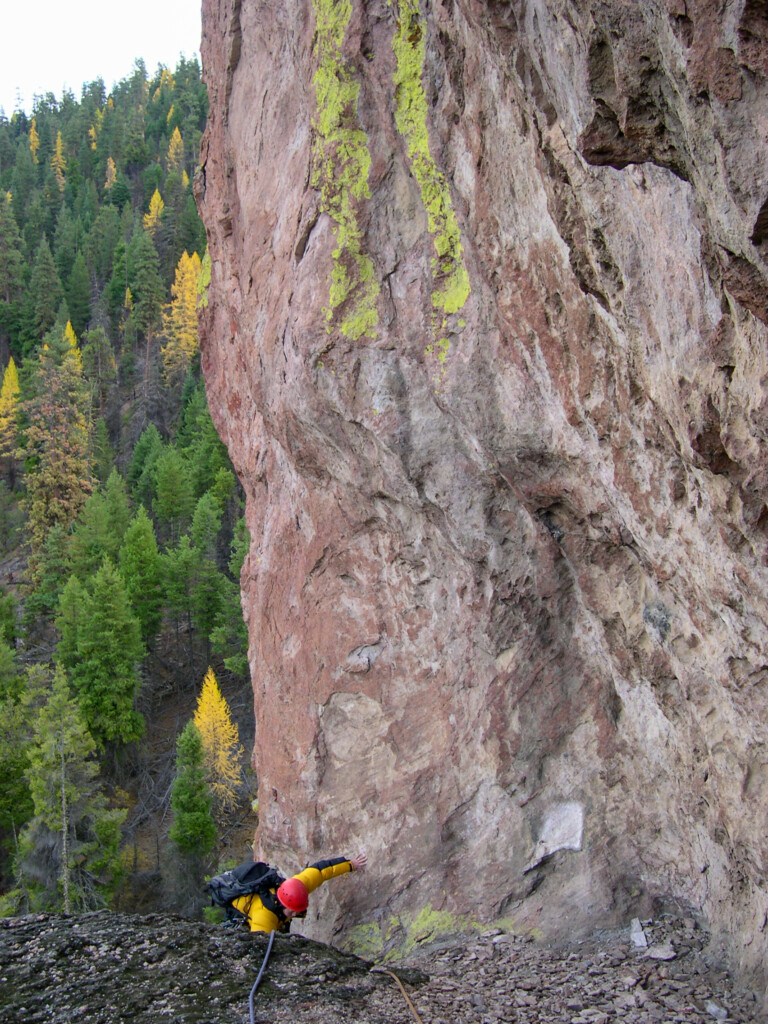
(346, 904), (482, 960)
(391, 0), (471, 318)
(312, 0), (379, 341)
(346, 921), (385, 959)
(197, 249), (211, 310)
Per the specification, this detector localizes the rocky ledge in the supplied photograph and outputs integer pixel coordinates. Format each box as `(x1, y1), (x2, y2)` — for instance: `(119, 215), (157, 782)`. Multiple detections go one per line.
(1, 912), (764, 1023)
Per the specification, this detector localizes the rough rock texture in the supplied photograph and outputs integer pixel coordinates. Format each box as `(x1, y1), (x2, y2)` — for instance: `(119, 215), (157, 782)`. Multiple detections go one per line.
(1, 912), (764, 1023)
(196, 0), (768, 1001)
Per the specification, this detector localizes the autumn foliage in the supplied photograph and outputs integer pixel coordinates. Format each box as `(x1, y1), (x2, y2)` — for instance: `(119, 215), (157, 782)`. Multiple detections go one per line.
(193, 666), (244, 819)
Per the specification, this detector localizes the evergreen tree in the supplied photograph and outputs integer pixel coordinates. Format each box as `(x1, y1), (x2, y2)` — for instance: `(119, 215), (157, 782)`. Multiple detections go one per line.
(193, 667), (244, 820)
(55, 574), (87, 667)
(91, 418), (115, 486)
(85, 204), (120, 284)
(119, 505), (163, 646)
(29, 239), (64, 338)
(211, 515), (250, 677)
(22, 524), (71, 626)
(178, 381), (231, 499)
(0, 192), (25, 314)
(68, 473), (129, 580)
(0, 655), (33, 879)
(153, 445), (194, 541)
(53, 208), (78, 284)
(66, 252), (91, 336)
(162, 534), (197, 670)
(127, 422), (163, 508)
(56, 560), (145, 747)
(20, 320), (92, 572)
(127, 229), (163, 401)
(81, 327), (117, 418)
(168, 720), (215, 858)
(189, 491), (227, 652)
(19, 665), (126, 912)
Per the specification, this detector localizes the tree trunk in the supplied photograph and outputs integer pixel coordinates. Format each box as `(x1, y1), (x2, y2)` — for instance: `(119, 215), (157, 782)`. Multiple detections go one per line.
(60, 745), (71, 914)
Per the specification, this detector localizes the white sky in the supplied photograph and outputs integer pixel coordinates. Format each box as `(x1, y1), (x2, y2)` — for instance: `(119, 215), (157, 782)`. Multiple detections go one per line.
(0, 0), (202, 115)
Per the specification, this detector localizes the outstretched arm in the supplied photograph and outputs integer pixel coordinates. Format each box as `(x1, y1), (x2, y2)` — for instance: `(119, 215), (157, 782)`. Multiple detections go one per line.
(294, 851), (368, 894)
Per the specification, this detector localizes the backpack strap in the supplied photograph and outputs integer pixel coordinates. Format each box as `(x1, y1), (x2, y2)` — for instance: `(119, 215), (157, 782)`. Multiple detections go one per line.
(258, 885), (291, 931)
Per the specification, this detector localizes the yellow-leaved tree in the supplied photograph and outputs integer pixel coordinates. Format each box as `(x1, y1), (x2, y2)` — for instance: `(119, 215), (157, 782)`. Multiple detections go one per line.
(0, 356), (20, 482)
(193, 667), (244, 820)
(166, 126), (184, 173)
(143, 189), (164, 237)
(104, 157), (117, 192)
(29, 118), (39, 163)
(51, 131), (66, 192)
(161, 250), (201, 386)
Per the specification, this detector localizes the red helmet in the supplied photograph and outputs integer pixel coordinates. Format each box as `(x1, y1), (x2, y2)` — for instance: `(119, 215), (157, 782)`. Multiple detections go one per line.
(276, 877), (309, 912)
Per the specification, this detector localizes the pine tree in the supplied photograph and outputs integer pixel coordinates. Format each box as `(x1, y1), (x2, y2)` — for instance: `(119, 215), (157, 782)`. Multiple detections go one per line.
(20, 321), (92, 571)
(153, 445), (194, 541)
(118, 505), (163, 646)
(0, 356), (20, 483)
(0, 660), (33, 867)
(53, 208), (78, 284)
(161, 534), (197, 670)
(56, 560), (145, 747)
(30, 239), (64, 338)
(189, 492), (227, 654)
(211, 515), (250, 677)
(127, 422), (163, 507)
(81, 327), (117, 417)
(127, 229), (164, 401)
(193, 666), (244, 820)
(67, 252), (91, 336)
(19, 665), (126, 912)
(0, 192), (25, 305)
(161, 250), (200, 387)
(169, 720), (216, 857)
(178, 381), (231, 498)
(67, 471), (129, 580)
(21, 524), (72, 626)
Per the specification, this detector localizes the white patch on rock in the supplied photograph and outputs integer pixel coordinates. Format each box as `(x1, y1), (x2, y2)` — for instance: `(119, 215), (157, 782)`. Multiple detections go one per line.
(525, 802), (584, 871)
(630, 918), (648, 947)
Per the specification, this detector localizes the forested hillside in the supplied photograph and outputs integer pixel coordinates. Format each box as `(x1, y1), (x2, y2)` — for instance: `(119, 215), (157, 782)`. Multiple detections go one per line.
(0, 58), (254, 917)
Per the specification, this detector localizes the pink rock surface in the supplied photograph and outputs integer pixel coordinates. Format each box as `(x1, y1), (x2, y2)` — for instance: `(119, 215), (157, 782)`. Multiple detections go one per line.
(197, 0), (768, 995)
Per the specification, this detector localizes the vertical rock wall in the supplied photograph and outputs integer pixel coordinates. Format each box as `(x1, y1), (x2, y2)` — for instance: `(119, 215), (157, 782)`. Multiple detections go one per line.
(197, 0), (768, 995)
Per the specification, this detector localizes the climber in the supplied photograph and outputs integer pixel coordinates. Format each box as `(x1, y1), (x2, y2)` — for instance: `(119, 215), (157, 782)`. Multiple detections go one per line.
(231, 852), (368, 933)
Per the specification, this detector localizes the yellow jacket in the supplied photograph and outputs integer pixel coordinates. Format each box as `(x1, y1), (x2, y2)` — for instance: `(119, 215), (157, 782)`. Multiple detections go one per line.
(232, 857), (354, 933)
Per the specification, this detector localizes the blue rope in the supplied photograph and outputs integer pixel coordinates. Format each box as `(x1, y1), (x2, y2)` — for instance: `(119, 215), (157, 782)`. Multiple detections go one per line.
(248, 928), (276, 1024)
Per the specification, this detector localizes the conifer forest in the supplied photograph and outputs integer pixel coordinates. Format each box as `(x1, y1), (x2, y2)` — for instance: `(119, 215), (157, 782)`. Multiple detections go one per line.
(0, 58), (255, 918)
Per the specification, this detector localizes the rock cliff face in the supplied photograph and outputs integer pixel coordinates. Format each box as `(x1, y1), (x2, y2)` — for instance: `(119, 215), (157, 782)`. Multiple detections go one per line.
(196, 0), (768, 996)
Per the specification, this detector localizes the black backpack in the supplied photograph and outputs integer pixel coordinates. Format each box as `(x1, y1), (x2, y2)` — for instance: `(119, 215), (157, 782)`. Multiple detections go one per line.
(205, 859), (288, 927)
